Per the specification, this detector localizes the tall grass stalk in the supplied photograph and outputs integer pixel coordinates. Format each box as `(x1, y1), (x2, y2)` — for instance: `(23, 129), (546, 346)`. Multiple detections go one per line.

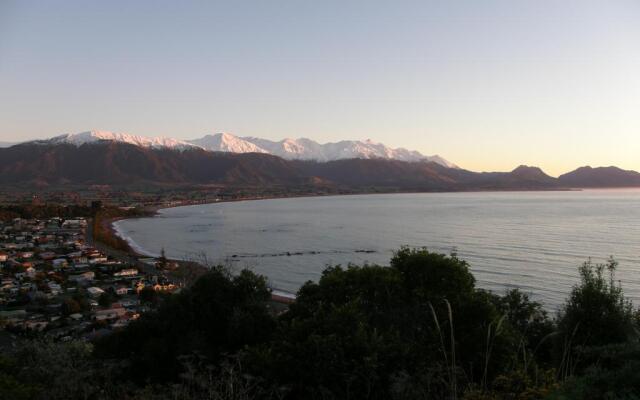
(429, 301), (457, 399)
(558, 323), (580, 381)
(482, 314), (506, 391)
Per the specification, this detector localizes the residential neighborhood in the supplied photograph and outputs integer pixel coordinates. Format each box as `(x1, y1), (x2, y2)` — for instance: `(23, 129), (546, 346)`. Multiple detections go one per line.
(0, 216), (180, 342)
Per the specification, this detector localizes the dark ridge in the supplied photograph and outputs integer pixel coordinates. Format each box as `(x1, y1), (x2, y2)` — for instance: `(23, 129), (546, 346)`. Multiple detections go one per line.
(1, 142), (638, 190)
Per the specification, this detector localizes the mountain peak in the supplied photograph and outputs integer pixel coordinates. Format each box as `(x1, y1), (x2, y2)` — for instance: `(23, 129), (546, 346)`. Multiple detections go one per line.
(47, 130), (198, 150)
(29, 130), (458, 168)
(512, 165), (544, 173)
(559, 165), (640, 187)
(190, 135), (458, 167)
(510, 165), (554, 181)
(188, 133), (268, 154)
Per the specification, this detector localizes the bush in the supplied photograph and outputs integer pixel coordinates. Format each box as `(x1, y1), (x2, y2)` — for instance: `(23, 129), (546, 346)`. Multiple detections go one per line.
(550, 343), (640, 399)
(557, 258), (637, 351)
(14, 248), (640, 400)
(493, 289), (555, 366)
(0, 340), (98, 400)
(95, 267), (275, 383)
(248, 248), (532, 399)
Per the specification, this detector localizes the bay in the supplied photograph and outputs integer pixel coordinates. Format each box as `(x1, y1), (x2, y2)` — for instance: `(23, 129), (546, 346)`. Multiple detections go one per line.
(114, 190), (640, 308)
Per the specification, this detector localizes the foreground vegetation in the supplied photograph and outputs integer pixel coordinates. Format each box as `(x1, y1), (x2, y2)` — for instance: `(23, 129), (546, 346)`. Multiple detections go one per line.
(1, 248), (639, 399)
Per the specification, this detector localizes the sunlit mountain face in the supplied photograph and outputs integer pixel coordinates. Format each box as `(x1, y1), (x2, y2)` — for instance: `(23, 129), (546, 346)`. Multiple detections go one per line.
(24, 130), (458, 168)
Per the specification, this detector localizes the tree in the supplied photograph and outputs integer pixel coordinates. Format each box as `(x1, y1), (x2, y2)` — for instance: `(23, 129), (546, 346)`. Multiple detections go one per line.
(138, 286), (158, 305)
(158, 247), (168, 269)
(557, 258), (637, 350)
(390, 246), (476, 302)
(250, 248), (523, 399)
(0, 340), (97, 400)
(550, 343), (640, 399)
(493, 289), (555, 365)
(95, 266), (275, 383)
(98, 292), (115, 308)
(60, 298), (81, 316)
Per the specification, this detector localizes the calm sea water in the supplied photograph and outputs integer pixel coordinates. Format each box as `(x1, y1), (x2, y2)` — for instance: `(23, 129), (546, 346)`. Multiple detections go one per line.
(114, 190), (640, 308)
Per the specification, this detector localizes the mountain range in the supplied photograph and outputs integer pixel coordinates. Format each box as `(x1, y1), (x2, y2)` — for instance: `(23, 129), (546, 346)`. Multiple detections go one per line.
(26, 130), (458, 167)
(1, 138), (639, 190)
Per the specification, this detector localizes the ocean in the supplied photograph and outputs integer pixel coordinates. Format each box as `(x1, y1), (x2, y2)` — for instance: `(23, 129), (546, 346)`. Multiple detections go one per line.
(114, 190), (640, 308)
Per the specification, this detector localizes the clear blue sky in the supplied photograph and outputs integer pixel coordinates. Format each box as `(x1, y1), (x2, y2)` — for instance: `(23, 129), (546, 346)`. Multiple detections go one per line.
(1, 0), (639, 175)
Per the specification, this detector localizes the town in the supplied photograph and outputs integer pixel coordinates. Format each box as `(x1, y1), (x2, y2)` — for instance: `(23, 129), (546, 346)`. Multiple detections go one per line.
(0, 215), (183, 342)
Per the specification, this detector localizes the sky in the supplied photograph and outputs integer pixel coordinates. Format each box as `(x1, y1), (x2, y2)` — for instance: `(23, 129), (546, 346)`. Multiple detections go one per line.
(0, 0), (639, 176)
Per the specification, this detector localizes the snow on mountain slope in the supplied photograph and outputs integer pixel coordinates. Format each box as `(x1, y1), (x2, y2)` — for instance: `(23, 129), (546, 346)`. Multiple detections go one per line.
(240, 136), (458, 167)
(188, 133), (268, 154)
(425, 155), (458, 169)
(47, 131), (198, 150)
(33, 130), (458, 168)
(241, 137), (327, 160)
(320, 139), (423, 162)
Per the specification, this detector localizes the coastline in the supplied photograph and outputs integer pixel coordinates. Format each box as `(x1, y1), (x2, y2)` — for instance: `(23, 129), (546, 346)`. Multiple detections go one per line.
(105, 187), (588, 263)
(110, 219), (159, 258)
(140, 186), (584, 216)
(107, 191), (342, 256)
(100, 202), (300, 302)
(96, 187), (639, 307)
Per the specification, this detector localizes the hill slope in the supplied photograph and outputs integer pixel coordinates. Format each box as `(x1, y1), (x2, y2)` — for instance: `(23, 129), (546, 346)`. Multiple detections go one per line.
(0, 142), (638, 190)
(558, 166), (640, 188)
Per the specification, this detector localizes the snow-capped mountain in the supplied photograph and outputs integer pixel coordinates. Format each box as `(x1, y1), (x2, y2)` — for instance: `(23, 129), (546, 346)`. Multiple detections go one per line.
(33, 130), (457, 168)
(192, 134), (458, 168)
(46, 131), (198, 150)
(239, 137), (327, 160)
(189, 133), (268, 154)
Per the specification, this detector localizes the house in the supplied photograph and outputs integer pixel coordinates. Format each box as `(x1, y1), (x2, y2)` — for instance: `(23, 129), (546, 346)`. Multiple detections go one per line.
(0, 309), (27, 325)
(153, 283), (177, 293)
(115, 286), (129, 295)
(68, 271), (95, 282)
(23, 319), (48, 331)
(69, 313), (83, 320)
(95, 307), (127, 321)
(114, 268), (138, 277)
(39, 251), (57, 261)
(25, 267), (36, 278)
(62, 219), (87, 228)
(87, 287), (105, 298)
(52, 258), (69, 269)
(71, 255), (88, 265)
(0, 212), (184, 340)
(134, 282), (145, 293)
(1, 281), (18, 295)
(139, 258), (159, 268)
(111, 318), (130, 329)
(120, 299), (139, 308)
(48, 282), (62, 296)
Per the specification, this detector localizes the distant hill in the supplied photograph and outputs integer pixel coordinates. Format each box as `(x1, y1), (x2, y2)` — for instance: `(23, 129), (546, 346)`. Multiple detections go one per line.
(0, 142), (638, 190)
(558, 166), (640, 188)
